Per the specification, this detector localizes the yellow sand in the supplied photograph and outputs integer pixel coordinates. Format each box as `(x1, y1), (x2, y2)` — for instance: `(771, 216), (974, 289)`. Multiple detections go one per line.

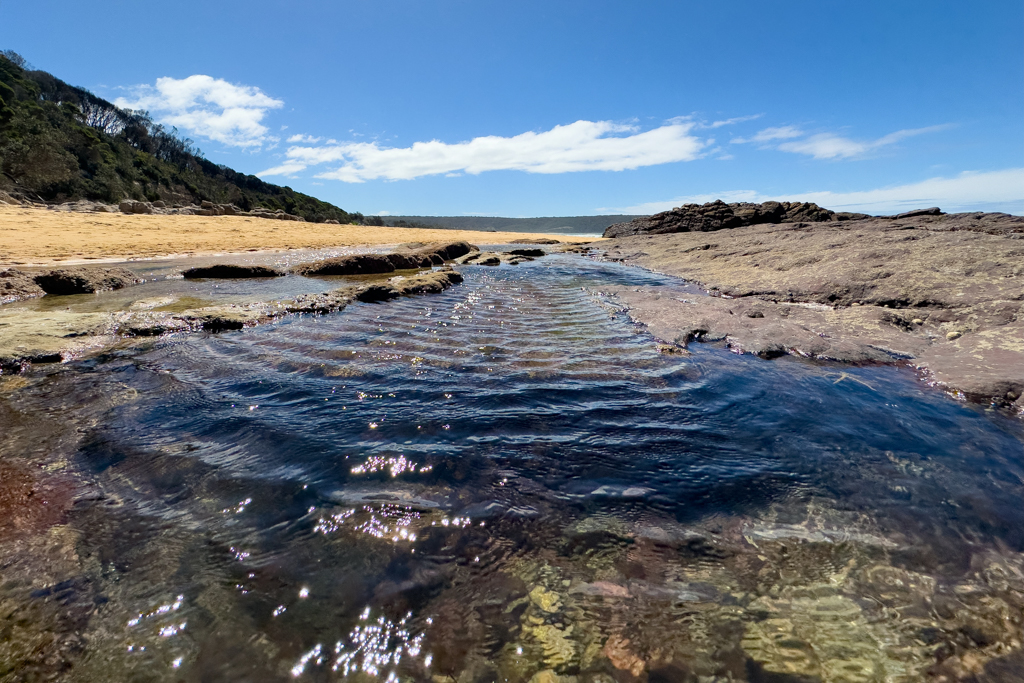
(0, 205), (601, 265)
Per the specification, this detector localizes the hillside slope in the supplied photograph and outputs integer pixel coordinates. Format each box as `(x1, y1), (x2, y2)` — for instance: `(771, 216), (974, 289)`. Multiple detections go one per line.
(0, 52), (358, 223)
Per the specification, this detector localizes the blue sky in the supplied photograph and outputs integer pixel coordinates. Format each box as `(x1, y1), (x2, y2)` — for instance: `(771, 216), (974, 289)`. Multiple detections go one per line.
(3, 0), (1022, 216)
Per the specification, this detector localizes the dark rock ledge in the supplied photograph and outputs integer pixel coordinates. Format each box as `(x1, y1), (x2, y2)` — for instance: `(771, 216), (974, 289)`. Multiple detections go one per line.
(2, 266), (141, 303)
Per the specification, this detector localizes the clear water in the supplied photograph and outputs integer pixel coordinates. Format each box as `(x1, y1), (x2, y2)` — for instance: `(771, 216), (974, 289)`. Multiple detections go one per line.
(3, 255), (1024, 682)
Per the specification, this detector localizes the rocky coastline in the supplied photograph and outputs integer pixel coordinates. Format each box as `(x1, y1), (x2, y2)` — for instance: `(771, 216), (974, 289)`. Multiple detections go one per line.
(593, 202), (1024, 413)
(0, 241), (489, 375)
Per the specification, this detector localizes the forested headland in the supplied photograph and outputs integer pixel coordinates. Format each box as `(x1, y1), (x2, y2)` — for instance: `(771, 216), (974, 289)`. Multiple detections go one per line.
(0, 51), (359, 223)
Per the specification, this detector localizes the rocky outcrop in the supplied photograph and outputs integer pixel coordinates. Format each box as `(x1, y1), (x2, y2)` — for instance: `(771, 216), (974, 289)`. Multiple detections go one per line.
(293, 253), (400, 276)
(293, 241), (477, 277)
(0, 269), (45, 304)
(1, 267), (141, 303)
(455, 252), (502, 266)
(509, 248), (546, 257)
(510, 238), (561, 245)
(596, 211), (1024, 412)
(31, 267), (141, 296)
(603, 200), (869, 238)
(181, 264), (284, 279)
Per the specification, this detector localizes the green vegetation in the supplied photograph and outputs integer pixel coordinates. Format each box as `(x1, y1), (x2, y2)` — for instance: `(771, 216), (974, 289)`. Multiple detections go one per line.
(0, 51), (359, 223)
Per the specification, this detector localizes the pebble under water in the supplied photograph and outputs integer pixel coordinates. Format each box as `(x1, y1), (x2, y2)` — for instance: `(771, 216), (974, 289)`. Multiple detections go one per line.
(3, 254), (1024, 682)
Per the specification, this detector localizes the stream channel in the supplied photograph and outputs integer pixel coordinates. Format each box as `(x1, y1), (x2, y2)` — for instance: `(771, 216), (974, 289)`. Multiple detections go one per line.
(2, 251), (1024, 682)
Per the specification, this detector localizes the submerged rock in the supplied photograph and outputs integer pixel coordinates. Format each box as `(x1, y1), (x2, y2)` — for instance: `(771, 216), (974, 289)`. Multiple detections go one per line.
(181, 264), (284, 279)
(1, 268), (466, 373)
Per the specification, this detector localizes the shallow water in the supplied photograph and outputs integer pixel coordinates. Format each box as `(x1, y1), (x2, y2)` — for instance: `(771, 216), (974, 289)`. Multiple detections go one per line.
(3, 255), (1024, 682)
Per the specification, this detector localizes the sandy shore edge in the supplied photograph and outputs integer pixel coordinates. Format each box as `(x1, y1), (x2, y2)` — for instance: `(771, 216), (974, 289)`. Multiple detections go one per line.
(0, 204), (600, 266)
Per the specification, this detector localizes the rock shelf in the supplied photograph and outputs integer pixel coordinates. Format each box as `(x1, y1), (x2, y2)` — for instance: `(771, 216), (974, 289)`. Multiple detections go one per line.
(595, 209), (1024, 412)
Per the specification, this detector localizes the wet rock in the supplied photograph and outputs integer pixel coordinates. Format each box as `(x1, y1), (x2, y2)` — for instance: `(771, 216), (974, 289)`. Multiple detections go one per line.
(603, 635), (645, 676)
(390, 269), (464, 295)
(1, 268), (465, 372)
(385, 252), (434, 270)
(294, 241), (477, 276)
(181, 264), (284, 279)
(455, 251), (502, 266)
(293, 253), (398, 276)
(404, 240), (477, 262)
(528, 670), (576, 683)
(510, 248), (546, 257)
(741, 589), (911, 681)
(33, 267), (141, 295)
(526, 623), (578, 671)
(0, 269), (45, 304)
(530, 586), (563, 612)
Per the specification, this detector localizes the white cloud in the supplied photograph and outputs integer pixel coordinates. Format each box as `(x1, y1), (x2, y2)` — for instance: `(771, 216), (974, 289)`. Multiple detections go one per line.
(776, 125), (950, 159)
(606, 168), (1024, 216)
(732, 125), (805, 144)
(115, 75), (284, 148)
(287, 133), (322, 143)
(707, 114), (762, 129)
(258, 119), (706, 182)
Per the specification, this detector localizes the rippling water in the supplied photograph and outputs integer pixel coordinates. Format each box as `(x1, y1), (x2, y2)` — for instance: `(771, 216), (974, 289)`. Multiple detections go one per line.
(3, 254), (1024, 682)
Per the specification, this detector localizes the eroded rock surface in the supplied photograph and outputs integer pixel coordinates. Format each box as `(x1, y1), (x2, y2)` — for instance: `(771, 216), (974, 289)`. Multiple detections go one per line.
(597, 212), (1024, 411)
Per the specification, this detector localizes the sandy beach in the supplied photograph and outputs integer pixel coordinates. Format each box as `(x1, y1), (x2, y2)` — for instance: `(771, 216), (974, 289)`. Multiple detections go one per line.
(0, 205), (599, 265)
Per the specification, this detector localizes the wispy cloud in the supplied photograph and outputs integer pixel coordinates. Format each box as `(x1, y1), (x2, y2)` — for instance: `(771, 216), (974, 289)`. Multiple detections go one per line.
(778, 125), (951, 159)
(705, 114), (763, 129)
(732, 125), (804, 144)
(730, 124), (951, 159)
(114, 75), (283, 148)
(259, 119), (707, 182)
(604, 168), (1024, 216)
(287, 133), (322, 143)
